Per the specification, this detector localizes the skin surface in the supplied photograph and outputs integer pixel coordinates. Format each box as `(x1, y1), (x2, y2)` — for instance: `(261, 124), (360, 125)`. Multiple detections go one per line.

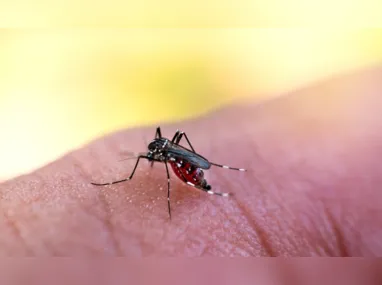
(1, 66), (382, 257)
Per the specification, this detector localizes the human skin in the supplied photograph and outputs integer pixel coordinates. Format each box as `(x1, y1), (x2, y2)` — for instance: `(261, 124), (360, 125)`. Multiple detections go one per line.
(0, 66), (382, 257)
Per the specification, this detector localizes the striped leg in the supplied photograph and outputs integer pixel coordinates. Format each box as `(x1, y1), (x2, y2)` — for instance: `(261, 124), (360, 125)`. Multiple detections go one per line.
(164, 161), (172, 219)
(150, 127), (162, 168)
(91, 155), (149, 186)
(210, 162), (246, 172)
(173, 131), (196, 153)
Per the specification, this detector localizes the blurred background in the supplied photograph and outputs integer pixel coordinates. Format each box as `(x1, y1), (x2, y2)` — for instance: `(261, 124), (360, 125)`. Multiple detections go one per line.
(1, 27), (382, 181)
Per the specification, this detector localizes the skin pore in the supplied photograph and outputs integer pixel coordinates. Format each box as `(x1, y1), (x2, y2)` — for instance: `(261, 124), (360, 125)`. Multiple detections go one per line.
(0, 66), (382, 257)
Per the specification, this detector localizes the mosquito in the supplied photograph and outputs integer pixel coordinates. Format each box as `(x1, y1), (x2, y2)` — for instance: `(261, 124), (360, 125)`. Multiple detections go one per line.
(91, 127), (246, 219)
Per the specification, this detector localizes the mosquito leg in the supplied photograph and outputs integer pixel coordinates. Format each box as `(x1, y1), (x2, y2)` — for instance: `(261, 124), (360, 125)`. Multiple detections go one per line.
(173, 164), (231, 197)
(171, 130), (180, 143)
(172, 163), (188, 184)
(174, 132), (196, 153)
(210, 162), (246, 172)
(164, 161), (172, 220)
(91, 155), (149, 186)
(149, 127), (162, 168)
(155, 127), (162, 139)
(189, 181), (232, 197)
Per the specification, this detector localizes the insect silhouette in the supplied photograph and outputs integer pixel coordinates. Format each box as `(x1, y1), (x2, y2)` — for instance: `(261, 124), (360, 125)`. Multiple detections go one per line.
(91, 127), (246, 219)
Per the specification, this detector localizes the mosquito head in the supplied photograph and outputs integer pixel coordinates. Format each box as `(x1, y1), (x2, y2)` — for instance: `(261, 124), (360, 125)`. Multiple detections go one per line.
(148, 138), (168, 153)
(148, 140), (159, 153)
(147, 138), (167, 162)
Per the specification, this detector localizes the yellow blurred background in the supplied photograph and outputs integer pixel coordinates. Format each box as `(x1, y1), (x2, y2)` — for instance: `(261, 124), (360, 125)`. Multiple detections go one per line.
(1, 1), (381, 27)
(1, 28), (382, 181)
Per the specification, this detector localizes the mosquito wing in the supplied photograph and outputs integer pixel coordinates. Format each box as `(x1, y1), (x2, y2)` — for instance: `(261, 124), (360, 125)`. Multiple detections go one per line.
(166, 143), (211, 169)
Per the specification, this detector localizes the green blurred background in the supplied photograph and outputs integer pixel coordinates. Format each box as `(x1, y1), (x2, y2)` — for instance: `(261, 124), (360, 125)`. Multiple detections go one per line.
(1, 3), (382, 181)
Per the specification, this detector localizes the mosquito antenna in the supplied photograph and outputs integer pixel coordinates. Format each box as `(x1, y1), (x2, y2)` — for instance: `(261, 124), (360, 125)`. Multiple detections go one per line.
(117, 131), (150, 164)
(118, 157), (139, 162)
(118, 151), (147, 162)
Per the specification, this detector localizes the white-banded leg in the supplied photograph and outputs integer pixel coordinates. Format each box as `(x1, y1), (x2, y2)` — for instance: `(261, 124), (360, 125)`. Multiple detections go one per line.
(170, 130), (180, 143)
(150, 127), (162, 168)
(91, 155), (149, 186)
(173, 164), (231, 197)
(174, 131), (196, 153)
(164, 161), (172, 219)
(210, 162), (246, 172)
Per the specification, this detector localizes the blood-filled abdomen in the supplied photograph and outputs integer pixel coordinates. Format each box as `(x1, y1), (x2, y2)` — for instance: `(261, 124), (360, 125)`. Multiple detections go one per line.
(169, 159), (209, 189)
